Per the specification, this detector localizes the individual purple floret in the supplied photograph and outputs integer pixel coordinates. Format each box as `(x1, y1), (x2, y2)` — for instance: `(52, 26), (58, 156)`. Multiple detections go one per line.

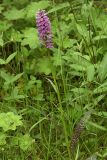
(36, 10), (53, 48)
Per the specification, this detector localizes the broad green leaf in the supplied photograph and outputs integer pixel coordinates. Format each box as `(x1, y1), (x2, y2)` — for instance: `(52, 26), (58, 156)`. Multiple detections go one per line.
(0, 52), (17, 65)
(48, 2), (70, 13)
(62, 38), (77, 49)
(37, 58), (52, 75)
(0, 21), (12, 32)
(34, 93), (44, 101)
(4, 87), (27, 101)
(76, 23), (89, 38)
(71, 88), (90, 94)
(93, 35), (107, 41)
(93, 87), (107, 94)
(25, 76), (36, 91)
(0, 133), (6, 145)
(3, 8), (25, 20)
(87, 64), (95, 82)
(68, 71), (83, 77)
(26, 1), (50, 18)
(98, 53), (107, 81)
(11, 30), (22, 42)
(69, 52), (91, 67)
(0, 112), (22, 131)
(93, 82), (107, 94)
(52, 53), (63, 66)
(94, 112), (107, 118)
(95, 81), (107, 89)
(81, 3), (92, 20)
(0, 6), (4, 14)
(5, 73), (23, 85)
(0, 59), (5, 65)
(21, 28), (39, 49)
(0, 70), (23, 85)
(70, 64), (86, 71)
(11, 136), (20, 146)
(21, 47), (30, 57)
(6, 52), (17, 64)
(0, 70), (12, 81)
(88, 121), (107, 131)
(19, 134), (34, 151)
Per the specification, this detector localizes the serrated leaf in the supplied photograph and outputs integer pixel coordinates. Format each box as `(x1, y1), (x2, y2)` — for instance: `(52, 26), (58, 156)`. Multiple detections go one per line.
(0, 70), (23, 85)
(52, 53), (63, 66)
(3, 8), (25, 20)
(69, 52), (91, 67)
(0, 112), (22, 131)
(11, 30), (22, 42)
(19, 134), (34, 151)
(5, 73), (23, 85)
(0, 21), (12, 32)
(21, 28), (39, 49)
(37, 58), (52, 75)
(4, 87), (27, 100)
(0, 70), (12, 81)
(63, 38), (77, 49)
(26, 1), (50, 18)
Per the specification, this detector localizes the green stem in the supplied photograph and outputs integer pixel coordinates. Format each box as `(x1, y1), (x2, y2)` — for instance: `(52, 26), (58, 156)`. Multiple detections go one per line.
(52, 72), (71, 159)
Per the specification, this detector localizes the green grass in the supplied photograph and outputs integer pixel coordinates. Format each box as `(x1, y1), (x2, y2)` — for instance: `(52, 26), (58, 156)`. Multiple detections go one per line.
(1, 0), (107, 159)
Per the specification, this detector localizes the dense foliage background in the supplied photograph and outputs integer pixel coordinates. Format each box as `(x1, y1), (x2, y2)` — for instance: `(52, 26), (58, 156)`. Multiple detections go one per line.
(0, 0), (107, 159)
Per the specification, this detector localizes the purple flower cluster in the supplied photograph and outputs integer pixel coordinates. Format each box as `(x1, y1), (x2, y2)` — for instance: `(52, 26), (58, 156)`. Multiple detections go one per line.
(36, 10), (53, 48)
(71, 111), (92, 153)
(71, 119), (84, 152)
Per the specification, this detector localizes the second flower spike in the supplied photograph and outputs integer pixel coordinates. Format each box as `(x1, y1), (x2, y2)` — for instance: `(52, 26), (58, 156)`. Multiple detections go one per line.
(36, 10), (53, 48)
